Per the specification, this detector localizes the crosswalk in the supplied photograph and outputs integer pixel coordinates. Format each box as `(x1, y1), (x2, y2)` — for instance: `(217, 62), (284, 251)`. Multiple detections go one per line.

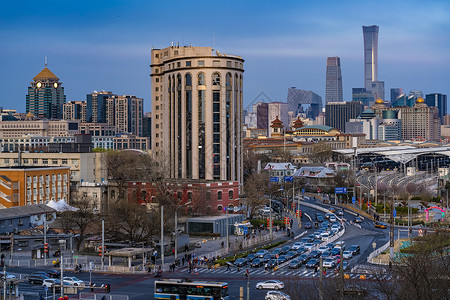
(189, 267), (391, 280)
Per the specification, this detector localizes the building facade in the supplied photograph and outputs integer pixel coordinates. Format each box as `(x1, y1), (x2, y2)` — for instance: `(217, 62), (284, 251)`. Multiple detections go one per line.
(390, 88), (403, 102)
(0, 119), (80, 138)
(268, 102), (289, 135)
(425, 93), (447, 123)
(0, 166), (70, 208)
(325, 102), (364, 133)
(363, 25), (379, 91)
(110, 95), (143, 136)
(287, 88), (322, 119)
(150, 45), (244, 182)
(325, 57), (343, 103)
(26, 66), (66, 119)
(63, 101), (87, 122)
(86, 91), (114, 123)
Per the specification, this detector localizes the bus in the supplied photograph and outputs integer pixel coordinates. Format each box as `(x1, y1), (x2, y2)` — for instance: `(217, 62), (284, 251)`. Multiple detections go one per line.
(154, 279), (229, 300)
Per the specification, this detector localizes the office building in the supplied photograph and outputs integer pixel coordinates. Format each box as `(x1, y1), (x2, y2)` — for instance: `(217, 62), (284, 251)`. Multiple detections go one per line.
(142, 112), (152, 138)
(268, 102), (289, 135)
(371, 81), (385, 101)
(325, 57), (343, 103)
(86, 91), (114, 123)
(0, 119), (79, 138)
(325, 102), (364, 132)
(379, 111), (401, 141)
(150, 45), (244, 182)
(26, 65), (66, 119)
(256, 102), (269, 130)
(63, 101), (87, 122)
(390, 88), (403, 102)
(287, 87), (322, 119)
(425, 93), (447, 123)
(352, 88), (375, 107)
(363, 25), (379, 91)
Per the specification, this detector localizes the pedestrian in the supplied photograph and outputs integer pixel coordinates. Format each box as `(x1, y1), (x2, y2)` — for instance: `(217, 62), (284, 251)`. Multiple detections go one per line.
(226, 264), (231, 271)
(182, 257), (185, 266)
(221, 241), (224, 248)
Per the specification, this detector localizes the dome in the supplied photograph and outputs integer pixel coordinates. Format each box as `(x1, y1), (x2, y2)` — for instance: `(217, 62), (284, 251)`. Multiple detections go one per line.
(416, 97), (425, 103)
(375, 98), (384, 104)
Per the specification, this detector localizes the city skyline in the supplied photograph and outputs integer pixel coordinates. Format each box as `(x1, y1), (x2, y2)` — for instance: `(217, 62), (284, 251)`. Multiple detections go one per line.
(1, 0), (449, 113)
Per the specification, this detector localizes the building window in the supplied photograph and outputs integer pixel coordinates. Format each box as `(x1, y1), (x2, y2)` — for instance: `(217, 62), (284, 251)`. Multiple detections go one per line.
(186, 61), (191, 67)
(229, 190), (233, 200)
(212, 73), (221, 85)
(177, 62), (181, 67)
(227, 61), (232, 67)
(155, 87), (159, 92)
(217, 205), (223, 211)
(52, 159), (58, 164)
(197, 72), (205, 85)
(155, 78), (159, 83)
(213, 60), (220, 67)
(177, 191), (182, 200)
(188, 192), (192, 201)
(62, 159), (68, 164)
(174, 50), (178, 56)
(218, 191), (222, 200)
(42, 159), (48, 164)
(198, 60), (205, 66)
(33, 158), (38, 164)
(4, 159), (9, 164)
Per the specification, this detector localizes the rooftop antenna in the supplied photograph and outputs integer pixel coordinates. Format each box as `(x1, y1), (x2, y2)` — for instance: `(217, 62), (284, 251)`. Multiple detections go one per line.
(45, 56), (48, 67)
(213, 32), (215, 50)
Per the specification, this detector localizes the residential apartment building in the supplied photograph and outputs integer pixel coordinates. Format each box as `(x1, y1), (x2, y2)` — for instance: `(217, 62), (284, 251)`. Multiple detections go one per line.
(86, 91), (114, 123)
(63, 101), (87, 122)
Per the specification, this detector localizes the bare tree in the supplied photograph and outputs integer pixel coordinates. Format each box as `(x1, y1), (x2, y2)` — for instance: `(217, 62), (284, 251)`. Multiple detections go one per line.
(308, 143), (333, 164)
(58, 194), (97, 251)
(243, 172), (270, 219)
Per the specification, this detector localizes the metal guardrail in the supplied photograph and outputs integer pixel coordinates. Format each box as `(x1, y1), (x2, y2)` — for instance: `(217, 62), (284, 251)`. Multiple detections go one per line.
(79, 293), (129, 300)
(367, 241), (390, 265)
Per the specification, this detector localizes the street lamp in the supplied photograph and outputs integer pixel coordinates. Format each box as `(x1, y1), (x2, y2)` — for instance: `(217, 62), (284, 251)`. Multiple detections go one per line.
(174, 201), (191, 261)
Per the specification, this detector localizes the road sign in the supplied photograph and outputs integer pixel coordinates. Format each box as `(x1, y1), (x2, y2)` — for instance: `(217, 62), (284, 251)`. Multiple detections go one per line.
(270, 177), (279, 183)
(44, 286), (48, 292)
(284, 176), (293, 182)
(418, 229), (423, 236)
(302, 189), (305, 194)
(352, 197), (356, 204)
(393, 209), (396, 217)
(243, 227), (248, 235)
(335, 187), (347, 194)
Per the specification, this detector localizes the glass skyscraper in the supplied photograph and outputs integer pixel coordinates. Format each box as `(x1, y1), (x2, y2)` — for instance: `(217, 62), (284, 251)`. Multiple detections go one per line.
(325, 57), (343, 103)
(363, 25), (379, 92)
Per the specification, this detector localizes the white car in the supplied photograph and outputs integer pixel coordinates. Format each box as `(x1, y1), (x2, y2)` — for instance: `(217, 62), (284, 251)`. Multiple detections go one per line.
(62, 277), (85, 286)
(0, 272), (16, 279)
(291, 242), (304, 250)
(256, 280), (284, 290)
(321, 233), (330, 241)
(323, 257), (337, 268)
(343, 250), (353, 259)
(42, 279), (60, 288)
(335, 241), (346, 250)
(265, 290), (291, 300)
(304, 243), (314, 250)
(329, 215), (337, 222)
(317, 246), (329, 253)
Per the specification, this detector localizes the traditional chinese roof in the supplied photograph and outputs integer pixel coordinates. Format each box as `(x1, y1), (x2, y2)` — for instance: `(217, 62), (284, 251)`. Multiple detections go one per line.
(270, 116), (284, 128)
(33, 67), (59, 81)
(292, 117), (304, 129)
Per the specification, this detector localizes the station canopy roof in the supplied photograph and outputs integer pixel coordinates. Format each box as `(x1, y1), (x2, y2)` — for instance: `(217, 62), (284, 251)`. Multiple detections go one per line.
(333, 146), (450, 163)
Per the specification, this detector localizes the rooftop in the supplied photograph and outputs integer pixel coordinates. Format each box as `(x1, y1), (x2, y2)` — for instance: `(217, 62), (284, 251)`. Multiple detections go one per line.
(33, 67), (59, 81)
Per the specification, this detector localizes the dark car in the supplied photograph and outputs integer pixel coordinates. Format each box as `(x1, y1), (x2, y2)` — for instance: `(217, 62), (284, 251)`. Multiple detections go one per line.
(28, 272), (50, 284)
(326, 243), (335, 249)
(271, 248), (282, 256)
(277, 255), (287, 263)
(46, 270), (61, 278)
(285, 251), (296, 260)
(321, 250), (331, 258)
(304, 222), (312, 229)
(234, 258), (247, 267)
(281, 246), (291, 254)
(348, 245), (360, 255)
(313, 240), (322, 246)
(300, 237), (310, 244)
(251, 258), (263, 267)
(306, 258), (319, 268)
(295, 247), (307, 255)
(266, 259), (277, 268)
(297, 254), (309, 264)
(288, 259), (302, 269)
(261, 254), (273, 263)
(246, 254), (257, 262)
(317, 215), (324, 223)
(309, 250), (320, 258)
(330, 248), (341, 256)
(354, 217), (362, 223)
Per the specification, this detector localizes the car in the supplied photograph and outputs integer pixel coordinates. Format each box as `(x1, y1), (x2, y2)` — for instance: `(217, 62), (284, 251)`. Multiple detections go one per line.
(343, 250), (353, 259)
(326, 243), (335, 249)
(315, 213), (322, 221)
(354, 217), (362, 223)
(285, 251), (296, 260)
(323, 257), (337, 268)
(28, 273), (50, 284)
(0, 272), (16, 279)
(295, 247), (306, 255)
(304, 243), (314, 250)
(313, 239), (322, 246)
(256, 280), (284, 290)
(246, 254), (257, 262)
(337, 210), (344, 216)
(374, 221), (388, 229)
(348, 245), (361, 255)
(331, 224), (340, 233)
(330, 248), (341, 256)
(261, 207), (273, 214)
(329, 215), (337, 222)
(265, 290), (291, 300)
(251, 258), (264, 267)
(271, 248), (282, 256)
(335, 241), (345, 250)
(276, 255), (287, 263)
(308, 250), (320, 258)
(281, 246), (291, 254)
(261, 254), (272, 263)
(329, 207), (336, 213)
(266, 259), (278, 268)
(288, 259), (302, 269)
(291, 242), (304, 250)
(317, 246), (329, 253)
(62, 277), (85, 286)
(321, 250), (331, 258)
(300, 237), (310, 244)
(234, 258), (248, 267)
(304, 222), (312, 229)
(297, 254), (309, 264)
(42, 278), (61, 289)
(306, 258), (319, 268)
(317, 215), (324, 223)
(307, 235), (316, 242)
(321, 233), (330, 241)
(45, 269), (61, 278)
(335, 261), (350, 272)
(256, 250), (269, 257)
(314, 230), (324, 239)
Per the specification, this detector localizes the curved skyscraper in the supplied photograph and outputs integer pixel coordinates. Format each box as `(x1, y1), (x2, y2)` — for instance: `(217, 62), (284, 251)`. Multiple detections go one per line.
(363, 25), (379, 91)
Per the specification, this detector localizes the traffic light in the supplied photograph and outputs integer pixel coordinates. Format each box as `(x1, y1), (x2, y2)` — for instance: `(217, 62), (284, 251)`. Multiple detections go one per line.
(44, 243), (49, 253)
(105, 283), (111, 293)
(409, 228), (412, 234)
(98, 246), (103, 257)
(299, 210), (302, 218)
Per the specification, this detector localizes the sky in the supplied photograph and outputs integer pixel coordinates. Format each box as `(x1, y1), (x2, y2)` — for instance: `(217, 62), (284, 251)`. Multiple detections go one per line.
(1, 0), (449, 113)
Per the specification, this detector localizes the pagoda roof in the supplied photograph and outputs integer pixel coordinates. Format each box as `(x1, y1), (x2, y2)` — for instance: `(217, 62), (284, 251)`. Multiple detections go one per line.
(33, 67), (59, 81)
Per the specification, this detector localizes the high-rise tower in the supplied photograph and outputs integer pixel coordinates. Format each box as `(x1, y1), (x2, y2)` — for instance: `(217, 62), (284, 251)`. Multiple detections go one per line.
(26, 65), (66, 119)
(325, 57), (343, 103)
(150, 45), (244, 183)
(363, 25), (379, 91)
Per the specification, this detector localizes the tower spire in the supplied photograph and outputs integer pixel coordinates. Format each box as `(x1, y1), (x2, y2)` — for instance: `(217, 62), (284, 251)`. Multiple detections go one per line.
(45, 56), (47, 67)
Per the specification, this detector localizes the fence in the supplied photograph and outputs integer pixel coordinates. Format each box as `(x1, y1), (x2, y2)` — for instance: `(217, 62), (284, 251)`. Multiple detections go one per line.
(79, 292), (129, 300)
(367, 240), (390, 265)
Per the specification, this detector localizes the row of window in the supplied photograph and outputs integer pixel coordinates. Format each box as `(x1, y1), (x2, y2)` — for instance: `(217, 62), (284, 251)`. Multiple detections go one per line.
(3, 158), (77, 165)
(154, 60), (242, 73)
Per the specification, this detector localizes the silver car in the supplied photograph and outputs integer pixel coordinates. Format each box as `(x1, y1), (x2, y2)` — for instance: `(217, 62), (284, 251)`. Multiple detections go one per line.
(265, 290), (291, 300)
(256, 280), (284, 290)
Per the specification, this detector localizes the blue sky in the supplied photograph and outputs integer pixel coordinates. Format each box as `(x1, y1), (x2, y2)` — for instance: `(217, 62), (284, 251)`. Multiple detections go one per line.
(1, 0), (449, 113)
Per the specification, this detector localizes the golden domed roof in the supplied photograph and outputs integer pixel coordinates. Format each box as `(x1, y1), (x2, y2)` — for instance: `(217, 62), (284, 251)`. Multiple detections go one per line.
(25, 112), (34, 118)
(375, 97), (384, 104)
(416, 97), (425, 103)
(33, 67), (59, 81)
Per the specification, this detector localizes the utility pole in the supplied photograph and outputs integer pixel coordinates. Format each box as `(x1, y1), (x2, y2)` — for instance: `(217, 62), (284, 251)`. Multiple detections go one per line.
(389, 192), (395, 260)
(3, 265), (6, 300)
(269, 195), (273, 241)
(101, 218), (105, 270)
(246, 270), (250, 300)
(226, 207), (229, 253)
(60, 254), (64, 298)
(339, 249), (344, 300)
(319, 257), (323, 300)
(161, 205), (164, 270)
(174, 208), (178, 262)
(44, 211), (47, 265)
